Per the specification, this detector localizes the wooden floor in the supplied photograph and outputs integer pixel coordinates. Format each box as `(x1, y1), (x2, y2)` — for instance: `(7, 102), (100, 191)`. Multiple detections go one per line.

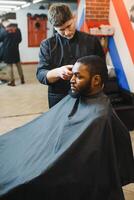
(0, 64), (48, 134)
(0, 64), (134, 199)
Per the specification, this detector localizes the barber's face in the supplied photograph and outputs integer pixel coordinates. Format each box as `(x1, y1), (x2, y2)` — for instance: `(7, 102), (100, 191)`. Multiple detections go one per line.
(70, 62), (92, 96)
(54, 17), (76, 39)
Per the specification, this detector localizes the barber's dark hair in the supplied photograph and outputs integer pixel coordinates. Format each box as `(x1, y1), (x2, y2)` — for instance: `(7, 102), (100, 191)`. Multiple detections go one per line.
(77, 55), (107, 85)
(48, 3), (73, 27)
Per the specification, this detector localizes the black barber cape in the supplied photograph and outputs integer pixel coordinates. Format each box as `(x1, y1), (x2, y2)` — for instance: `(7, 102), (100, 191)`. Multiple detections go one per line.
(0, 92), (134, 200)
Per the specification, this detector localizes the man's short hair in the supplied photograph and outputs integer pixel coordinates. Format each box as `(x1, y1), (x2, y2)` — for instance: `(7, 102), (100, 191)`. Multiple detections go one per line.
(48, 3), (73, 27)
(77, 55), (107, 84)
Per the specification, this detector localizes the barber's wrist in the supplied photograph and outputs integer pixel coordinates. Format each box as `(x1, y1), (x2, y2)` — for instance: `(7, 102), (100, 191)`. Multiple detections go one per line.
(46, 68), (61, 83)
(56, 68), (61, 78)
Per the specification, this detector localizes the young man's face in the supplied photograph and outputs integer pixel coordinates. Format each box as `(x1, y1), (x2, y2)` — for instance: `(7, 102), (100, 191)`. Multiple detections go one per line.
(70, 62), (92, 96)
(54, 17), (76, 39)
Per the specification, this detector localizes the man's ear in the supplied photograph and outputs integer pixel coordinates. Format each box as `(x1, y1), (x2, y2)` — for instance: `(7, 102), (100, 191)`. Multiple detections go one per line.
(92, 75), (102, 87)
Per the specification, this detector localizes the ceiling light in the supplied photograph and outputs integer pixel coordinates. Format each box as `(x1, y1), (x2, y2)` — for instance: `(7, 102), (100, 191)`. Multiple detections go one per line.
(0, 5), (17, 9)
(14, 7), (21, 11)
(0, 8), (12, 11)
(33, 0), (43, 4)
(21, 3), (31, 8)
(0, 1), (27, 5)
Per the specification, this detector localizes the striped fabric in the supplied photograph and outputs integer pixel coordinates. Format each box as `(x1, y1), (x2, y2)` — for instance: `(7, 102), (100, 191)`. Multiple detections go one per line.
(76, 0), (89, 32)
(109, 0), (134, 92)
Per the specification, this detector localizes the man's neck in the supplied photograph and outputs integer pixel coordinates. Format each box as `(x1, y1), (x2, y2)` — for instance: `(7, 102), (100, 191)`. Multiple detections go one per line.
(84, 88), (103, 97)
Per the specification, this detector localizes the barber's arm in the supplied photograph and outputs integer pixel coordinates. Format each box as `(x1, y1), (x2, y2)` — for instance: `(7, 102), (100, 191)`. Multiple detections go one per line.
(94, 36), (108, 81)
(94, 36), (106, 60)
(36, 40), (73, 85)
(46, 65), (73, 83)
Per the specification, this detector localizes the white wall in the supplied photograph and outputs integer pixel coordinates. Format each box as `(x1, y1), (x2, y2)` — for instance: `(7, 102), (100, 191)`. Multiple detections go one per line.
(16, 4), (51, 63)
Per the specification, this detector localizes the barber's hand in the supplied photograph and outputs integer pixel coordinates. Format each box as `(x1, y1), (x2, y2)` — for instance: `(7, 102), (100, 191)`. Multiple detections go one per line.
(57, 65), (73, 80)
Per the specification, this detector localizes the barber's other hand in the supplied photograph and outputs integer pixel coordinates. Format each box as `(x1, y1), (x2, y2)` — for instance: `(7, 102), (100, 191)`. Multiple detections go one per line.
(57, 65), (73, 80)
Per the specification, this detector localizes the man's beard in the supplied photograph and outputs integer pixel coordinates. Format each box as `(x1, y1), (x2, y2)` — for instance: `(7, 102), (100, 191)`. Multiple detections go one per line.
(68, 89), (81, 98)
(69, 84), (92, 99)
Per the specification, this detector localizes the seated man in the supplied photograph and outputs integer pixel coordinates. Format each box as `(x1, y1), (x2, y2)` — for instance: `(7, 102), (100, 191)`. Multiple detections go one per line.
(0, 56), (134, 200)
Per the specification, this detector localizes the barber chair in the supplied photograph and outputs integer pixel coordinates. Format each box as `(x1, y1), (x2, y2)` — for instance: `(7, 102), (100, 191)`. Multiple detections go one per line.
(104, 77), (134, 131)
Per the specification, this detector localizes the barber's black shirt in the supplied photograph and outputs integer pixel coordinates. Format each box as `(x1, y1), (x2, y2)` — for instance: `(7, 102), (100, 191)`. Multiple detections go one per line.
(37, 30), (107, 95)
